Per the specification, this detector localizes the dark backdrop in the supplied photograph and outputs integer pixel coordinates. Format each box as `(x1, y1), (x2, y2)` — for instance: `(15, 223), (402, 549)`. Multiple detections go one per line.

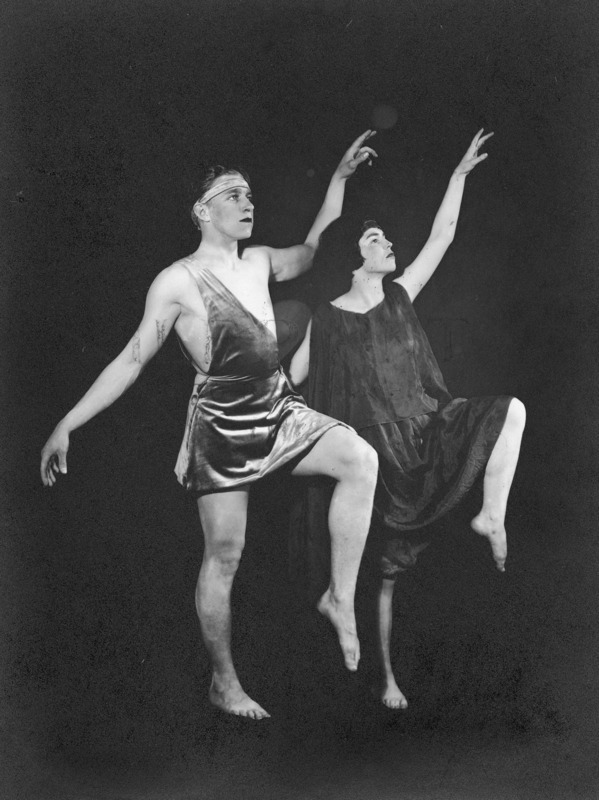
(2, 1), (599, 798)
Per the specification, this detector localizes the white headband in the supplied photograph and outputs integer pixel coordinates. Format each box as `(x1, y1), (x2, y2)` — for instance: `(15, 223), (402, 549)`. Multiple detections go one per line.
(198, 176), (251, 205)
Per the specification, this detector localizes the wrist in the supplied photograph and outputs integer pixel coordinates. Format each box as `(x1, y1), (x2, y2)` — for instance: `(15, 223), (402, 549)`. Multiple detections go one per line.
(331, 171), (348, 185)
(58, 416), (75, 435)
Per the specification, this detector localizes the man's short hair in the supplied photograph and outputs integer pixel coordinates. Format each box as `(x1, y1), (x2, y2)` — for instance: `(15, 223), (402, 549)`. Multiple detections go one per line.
(191, 165), (251, 230)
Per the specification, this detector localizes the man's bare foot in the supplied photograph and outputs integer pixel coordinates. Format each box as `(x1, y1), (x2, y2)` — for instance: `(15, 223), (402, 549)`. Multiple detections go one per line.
(317, 589), (360, 671)
(471, 513), (507, 572)
(381, 678), (408, 710)
(209, 676), (270, 719)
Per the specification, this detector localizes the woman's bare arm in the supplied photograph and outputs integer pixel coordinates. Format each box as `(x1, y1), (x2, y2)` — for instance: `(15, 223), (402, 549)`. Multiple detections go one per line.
(288, 320), (312, 387)
(396, 129), (493, 302)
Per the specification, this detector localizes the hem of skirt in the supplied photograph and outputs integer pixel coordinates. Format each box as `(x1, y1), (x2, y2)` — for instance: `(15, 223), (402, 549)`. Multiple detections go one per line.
(176, 419), (351, 495)
(380, 396), (512, 532)
(353, 408), (441, 432)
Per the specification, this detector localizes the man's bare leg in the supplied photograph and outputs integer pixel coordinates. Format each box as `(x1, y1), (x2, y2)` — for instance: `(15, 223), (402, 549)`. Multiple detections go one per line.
(377, 577), (408, 709)
(471, 398), (526, 572)
(196, 490), (270, 719)
(292, 427), (378, 671)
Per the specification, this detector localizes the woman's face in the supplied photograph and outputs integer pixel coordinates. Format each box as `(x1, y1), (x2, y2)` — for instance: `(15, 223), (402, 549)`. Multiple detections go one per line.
(358, 227), (396, 273)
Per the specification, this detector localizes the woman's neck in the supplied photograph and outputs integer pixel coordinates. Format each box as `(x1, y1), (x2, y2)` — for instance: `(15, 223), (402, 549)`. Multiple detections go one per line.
(347, 271), (385, 309)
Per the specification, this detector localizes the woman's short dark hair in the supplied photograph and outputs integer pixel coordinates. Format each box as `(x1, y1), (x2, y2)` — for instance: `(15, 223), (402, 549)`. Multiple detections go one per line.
(314, 216), (382, 276)
(190, 165), (251, 230)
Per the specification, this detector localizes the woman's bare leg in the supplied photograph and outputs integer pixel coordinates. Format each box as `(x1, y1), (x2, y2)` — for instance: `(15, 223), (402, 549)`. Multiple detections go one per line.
(471, 398), (526, 571)
(378, 577), (408, 709)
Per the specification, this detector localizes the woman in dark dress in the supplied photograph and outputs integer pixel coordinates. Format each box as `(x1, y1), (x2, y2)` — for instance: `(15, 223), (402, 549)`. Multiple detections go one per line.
(289, 130), (526, 709)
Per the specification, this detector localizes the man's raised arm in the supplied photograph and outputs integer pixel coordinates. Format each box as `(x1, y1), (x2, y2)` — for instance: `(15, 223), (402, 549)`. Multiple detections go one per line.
(40, 268), (182, 486)
(268, 130), (378, 283)
(396, 128), (493, 302)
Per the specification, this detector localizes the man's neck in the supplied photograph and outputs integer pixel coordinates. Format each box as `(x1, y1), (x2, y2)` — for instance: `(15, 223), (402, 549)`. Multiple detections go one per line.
(192, 237), (241, 272)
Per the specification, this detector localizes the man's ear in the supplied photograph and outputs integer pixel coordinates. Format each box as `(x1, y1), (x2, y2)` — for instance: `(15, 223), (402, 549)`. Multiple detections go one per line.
(193, 200), (210, 223)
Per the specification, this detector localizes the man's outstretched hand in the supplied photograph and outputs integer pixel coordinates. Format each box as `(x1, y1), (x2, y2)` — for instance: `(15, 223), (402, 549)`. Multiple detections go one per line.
(335, 129), (378, 179)
(41, 425), (69, 486)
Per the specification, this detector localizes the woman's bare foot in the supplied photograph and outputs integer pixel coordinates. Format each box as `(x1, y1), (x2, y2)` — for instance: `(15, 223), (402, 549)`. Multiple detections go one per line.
(317, 590), (360, 671)
(381, 678), (408, 710)
(471, 513), (507, 572)
(209, 676), (270, 719)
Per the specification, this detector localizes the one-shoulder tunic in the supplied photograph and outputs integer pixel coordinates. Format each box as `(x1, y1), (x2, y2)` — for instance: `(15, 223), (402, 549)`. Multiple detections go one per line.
(174, 267), (344, 494)
(290, 282), (513, 586)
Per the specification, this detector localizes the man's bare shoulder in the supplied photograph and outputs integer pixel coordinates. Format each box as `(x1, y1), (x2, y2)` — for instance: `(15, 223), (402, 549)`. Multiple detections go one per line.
(240, 245), (272, 272)
(148, 258), (196, 298)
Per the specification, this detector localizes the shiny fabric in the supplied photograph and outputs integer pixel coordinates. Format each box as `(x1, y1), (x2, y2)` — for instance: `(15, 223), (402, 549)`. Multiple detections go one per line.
(175, 267), (343, 494)
(290, 282), (512, 587)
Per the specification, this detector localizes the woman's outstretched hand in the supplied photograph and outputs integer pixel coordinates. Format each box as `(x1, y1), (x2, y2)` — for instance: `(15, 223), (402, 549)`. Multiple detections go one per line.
(454, 128), (494, 176)
(336, 129), (378, 179)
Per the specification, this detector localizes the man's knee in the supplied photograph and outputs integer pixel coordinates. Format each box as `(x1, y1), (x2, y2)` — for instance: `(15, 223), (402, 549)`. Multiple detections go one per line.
(203, 538), (245, 576)
(337, 432), (378, 481)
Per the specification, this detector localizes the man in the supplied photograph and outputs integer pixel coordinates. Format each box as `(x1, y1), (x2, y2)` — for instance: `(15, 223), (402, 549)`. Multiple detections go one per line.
(40, 132), (379, 720)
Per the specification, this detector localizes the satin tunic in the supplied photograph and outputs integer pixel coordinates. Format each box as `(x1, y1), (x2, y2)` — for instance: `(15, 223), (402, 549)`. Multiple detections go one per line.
(174, 267), (343, 494)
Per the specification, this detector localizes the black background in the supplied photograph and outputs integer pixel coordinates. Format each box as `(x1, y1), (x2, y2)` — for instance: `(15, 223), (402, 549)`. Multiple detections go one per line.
(2, 1), (599, 797)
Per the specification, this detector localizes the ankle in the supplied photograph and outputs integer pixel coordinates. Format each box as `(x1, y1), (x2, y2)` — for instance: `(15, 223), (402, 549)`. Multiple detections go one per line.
(211, 670), (240, 692)
(476, 508), (505, 525)
(323, 587), (354, 608)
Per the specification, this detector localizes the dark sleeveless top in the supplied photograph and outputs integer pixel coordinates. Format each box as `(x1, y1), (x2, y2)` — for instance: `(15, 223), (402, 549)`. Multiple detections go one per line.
(308, 282), (452, 429)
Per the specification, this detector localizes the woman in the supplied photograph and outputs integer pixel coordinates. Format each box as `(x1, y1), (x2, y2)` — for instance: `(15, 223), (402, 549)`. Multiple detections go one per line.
(289, 130), (526, 710)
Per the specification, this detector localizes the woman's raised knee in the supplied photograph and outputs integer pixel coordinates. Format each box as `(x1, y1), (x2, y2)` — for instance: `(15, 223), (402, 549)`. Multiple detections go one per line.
(507, 397), (526, 431)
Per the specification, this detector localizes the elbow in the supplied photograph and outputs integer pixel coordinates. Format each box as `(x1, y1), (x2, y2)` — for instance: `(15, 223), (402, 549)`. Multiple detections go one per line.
(435, 227), (455, 248)
(443, 224), (456, 244)
(300, 242), (317, 270)
(293, 253), (315, 281)
(119, 353), (145, 384)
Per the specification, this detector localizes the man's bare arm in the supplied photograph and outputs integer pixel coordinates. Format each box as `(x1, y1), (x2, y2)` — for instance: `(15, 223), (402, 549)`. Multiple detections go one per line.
(268, 130), (378, 283)
(40, 268), (182, 486)
(396, 129), (493, 302)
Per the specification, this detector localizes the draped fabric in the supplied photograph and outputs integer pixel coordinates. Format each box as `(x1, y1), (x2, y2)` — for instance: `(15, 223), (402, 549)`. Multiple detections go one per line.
(290, 282), (512, 588)
(174, 267), (344, 494)
(307, 282), (452, 430)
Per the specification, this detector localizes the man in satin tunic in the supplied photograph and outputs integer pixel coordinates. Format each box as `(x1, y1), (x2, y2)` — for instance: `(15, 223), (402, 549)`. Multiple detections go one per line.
(41, 132), (379, 719)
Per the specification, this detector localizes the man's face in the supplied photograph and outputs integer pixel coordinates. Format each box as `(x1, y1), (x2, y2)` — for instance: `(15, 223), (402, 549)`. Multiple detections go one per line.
(358, 227), (396, 273)
(200, 174), (254, 240)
